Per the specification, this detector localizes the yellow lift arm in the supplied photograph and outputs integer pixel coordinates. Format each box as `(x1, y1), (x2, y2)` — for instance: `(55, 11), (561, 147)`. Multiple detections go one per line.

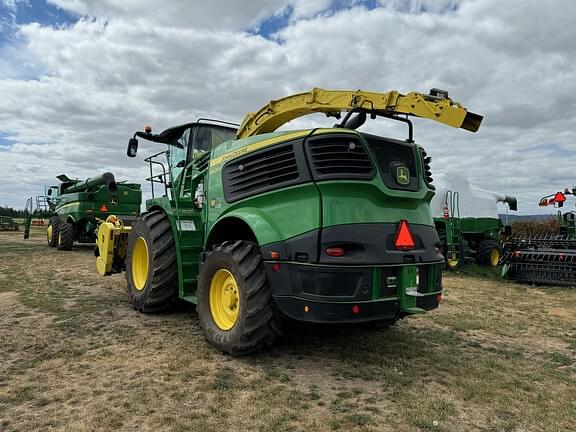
(236, 88), (482, 139)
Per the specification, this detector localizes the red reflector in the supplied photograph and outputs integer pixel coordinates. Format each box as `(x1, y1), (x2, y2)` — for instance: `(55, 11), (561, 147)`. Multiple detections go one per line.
(442, 205), (450, 219)
(325, 247), (345, 257)
(436, 294), (442, 303)
(352, 305), (360, 314)
(270, 251), (280, 260)
(100, 204), (108, 212)
(272, 263), (280, 272)
(554, 192), (567, 203)
(394, 220), (415, 250)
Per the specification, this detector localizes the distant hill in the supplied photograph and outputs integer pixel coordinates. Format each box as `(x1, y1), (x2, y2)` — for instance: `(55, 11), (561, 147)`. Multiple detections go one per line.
(499, 214), (555, 223)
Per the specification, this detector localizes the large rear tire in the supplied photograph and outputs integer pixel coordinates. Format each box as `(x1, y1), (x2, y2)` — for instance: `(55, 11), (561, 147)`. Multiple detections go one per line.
(125, 210), (178, 313)
(57, 222), (74, 251)
(47, 215), (60, 248)
(197, 240), (281, 356)
(476, 239), (501, 267)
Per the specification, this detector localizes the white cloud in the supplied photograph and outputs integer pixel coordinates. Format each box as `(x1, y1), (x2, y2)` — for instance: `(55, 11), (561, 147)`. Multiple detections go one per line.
(0, 0), (575, 216)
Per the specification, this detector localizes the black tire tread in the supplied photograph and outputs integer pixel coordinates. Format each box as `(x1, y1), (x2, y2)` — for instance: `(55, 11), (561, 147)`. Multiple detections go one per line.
(476, 239), (500, 266)
(47, 215), (60, 248)
(198, 240), (281, 356)
(57, 222), (74, 251)
(126, 210), (178, 313)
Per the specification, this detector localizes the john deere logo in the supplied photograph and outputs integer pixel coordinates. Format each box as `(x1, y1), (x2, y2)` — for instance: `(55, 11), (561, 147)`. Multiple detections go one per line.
(110, 198), (119, 206)
(396, 166), (410, 185)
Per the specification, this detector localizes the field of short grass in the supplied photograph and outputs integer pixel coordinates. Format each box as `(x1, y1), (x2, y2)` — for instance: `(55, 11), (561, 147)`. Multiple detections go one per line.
(1, 229), (575, 432)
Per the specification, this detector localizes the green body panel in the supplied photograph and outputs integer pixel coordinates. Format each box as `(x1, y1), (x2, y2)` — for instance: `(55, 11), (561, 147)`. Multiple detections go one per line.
(55, 182), (141, 243)
(318, 181), (434, 228)
(459, 217), (503, 238)
(435, 217), (502, 243)
(207, 183), (321, 246)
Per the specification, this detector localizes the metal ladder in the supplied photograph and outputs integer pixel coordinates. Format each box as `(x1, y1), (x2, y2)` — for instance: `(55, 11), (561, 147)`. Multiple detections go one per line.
(444, 190), (463, 266)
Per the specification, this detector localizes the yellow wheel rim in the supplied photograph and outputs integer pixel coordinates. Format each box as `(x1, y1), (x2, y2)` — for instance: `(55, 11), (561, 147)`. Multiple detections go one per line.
(58, 231), (62, 246)
(490, 248), (500, 267)
(131, 237), (149, 291)
(447, 258), (459, 268)
(47, 225), (53, 243)
(447, 251), (459, 269)
(209, 269), (240, 331)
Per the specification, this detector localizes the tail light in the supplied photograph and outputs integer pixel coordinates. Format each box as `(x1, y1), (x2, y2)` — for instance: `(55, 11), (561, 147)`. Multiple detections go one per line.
(326, 247), (345, 257)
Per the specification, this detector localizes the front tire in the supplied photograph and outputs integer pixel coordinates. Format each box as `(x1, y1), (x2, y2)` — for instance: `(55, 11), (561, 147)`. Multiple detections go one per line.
(125, 211), (178, 313)
(57, 222), (74, 251)
(47, 215), (60, 248)
(197, 240), (281, 356)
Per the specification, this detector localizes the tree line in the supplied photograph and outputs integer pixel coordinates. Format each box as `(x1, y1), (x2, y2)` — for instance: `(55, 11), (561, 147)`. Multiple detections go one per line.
(0, 206), (51, 218)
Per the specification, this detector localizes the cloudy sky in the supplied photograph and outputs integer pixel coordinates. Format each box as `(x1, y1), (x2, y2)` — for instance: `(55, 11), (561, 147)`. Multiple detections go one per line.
(0, 0), (575, 215)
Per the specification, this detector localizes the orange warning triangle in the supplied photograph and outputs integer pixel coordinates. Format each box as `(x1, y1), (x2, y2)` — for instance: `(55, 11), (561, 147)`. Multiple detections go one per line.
(100, 204), (109, 212)
(394, 220), (415, 250)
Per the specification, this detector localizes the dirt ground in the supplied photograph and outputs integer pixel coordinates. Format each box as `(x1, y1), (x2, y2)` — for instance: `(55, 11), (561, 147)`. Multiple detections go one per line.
(1, 229), (575, 432)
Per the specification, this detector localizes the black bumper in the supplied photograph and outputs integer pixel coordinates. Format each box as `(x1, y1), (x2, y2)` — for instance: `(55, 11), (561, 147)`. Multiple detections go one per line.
(265, 261), (442, 323)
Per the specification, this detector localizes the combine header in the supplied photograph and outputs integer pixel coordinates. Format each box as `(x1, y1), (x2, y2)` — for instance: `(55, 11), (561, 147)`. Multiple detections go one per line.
(501, 187), (576, 286)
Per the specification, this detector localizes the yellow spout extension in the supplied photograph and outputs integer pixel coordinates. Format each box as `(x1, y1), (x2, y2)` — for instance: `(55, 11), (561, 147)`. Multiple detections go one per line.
(236, 88), (482, 139)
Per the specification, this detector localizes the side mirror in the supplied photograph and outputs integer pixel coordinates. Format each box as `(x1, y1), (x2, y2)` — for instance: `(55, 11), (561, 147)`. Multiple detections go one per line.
(47, 189), (52, 196)
(127, 138), (138, 157)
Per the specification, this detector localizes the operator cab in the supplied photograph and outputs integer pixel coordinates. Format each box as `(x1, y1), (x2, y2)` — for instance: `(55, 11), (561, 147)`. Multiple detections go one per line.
(127, 120), (237, 200)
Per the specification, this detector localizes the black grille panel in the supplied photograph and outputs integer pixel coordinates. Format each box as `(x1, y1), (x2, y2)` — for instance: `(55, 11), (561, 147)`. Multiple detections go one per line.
(306, 135), (375, 180)
(222, 141), (309, 202)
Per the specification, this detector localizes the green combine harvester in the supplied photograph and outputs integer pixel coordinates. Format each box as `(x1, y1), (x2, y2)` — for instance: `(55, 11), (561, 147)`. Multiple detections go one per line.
(42, 173), (141, 250)
(0, 216), (19, 231)
(431, 172), (517, 269)
(502, 187), (576, 286)
(96, 88), (483, 355)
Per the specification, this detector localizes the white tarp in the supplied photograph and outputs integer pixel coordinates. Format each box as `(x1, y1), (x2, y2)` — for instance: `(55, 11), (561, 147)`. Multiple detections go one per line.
(430, 172), (512, 219)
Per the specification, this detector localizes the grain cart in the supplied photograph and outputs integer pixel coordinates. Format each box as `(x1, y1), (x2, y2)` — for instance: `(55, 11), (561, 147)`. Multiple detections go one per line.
(96, 88), (482, 355)
(431, 173), (517, 269)
(502, 187), (576, 286)
(46, 173), (142, 250)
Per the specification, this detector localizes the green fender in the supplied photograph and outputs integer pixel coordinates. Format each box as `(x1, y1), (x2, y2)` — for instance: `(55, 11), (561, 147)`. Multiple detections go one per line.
(208, 208), (283, 247)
